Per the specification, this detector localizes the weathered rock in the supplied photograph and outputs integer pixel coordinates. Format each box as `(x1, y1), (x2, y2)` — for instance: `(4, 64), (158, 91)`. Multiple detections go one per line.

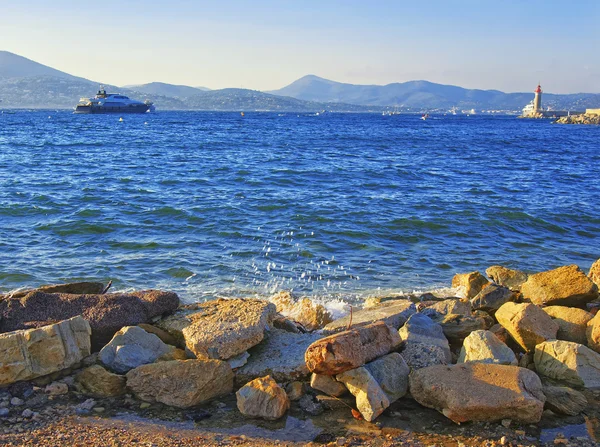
(458, 330), (517, 365)
(485, 266), (528, 291)
(495, 302), (559, 352)
(126, 359), (233, 407)
(3, 282), (106, 299)
(489, 324), (511, 345)
(305, 321), (400, 375)
(227, 351), (250, 369)
(161, 298), (276, 360)
(435, 313), (487, 344)
(520, 265), (598, 307)
(137, 323), (179, 346)
(336, 367), (390, 422)
(452, 272), (490, 299)
(587, 312), (600, 353)
(76, 365), (126, 397)
(542, 306), (594, 345)
(99, 326), (176, 373)
(45, 382), (68, 396)
(409, 363), (545, 423)
(471, 284), (515, 314)
(542, 384), (587, 416)
(473, 310), (495, 329)
(236, 375), (289, 420)
(0, 290), (179, 350)
(589, 259), (600, 288)
(399, 313), (451, 363)
(364, 352), (409, 402)
(297, 394), (324, 415)
(236, 329), (320, 385)
(426, 299), (471, 316)
(310, 373), (347, 397)
(0, 316), (91, 386)
(271, 291), (333, 331)
(322, 300), (416, 334)
(285, 381), (305, 401)
(401, 343), (449, 370)
(534, 340), (600, 389)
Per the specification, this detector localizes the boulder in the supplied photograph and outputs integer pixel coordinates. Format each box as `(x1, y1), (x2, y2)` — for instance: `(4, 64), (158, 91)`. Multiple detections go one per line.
(137, 323), (179, 346)
(399, 313), (451, 364)
(310, 373), (347, 397)
(336, 367), (390, 422)
(485, 266), (528, 291)
(589, 258), (600, 288)
(235, 329), (320, 385)
(0, 316), (91, 386)
(425, 299), (471, 316)
(76, 365), (126, 398)
(458, 330), (517, 365)
(236, 375), (289, 420)
(3, 282), (106, 299)
(495, 302), (559, 352)
(435, 313), (487, 344)
(363, 352), (409, 402)
(270, 291), (333, 331)
(0, 290), (179, 350)
(451, 272), (489, 299)
(542, 384), (587, 416)
(305, 321), (400, 375)
(471, 284), (515, 314)
(400, 343), (450, 370)
(542, 306), (594, 345)
(162, 298), (276, 360)
(409, 363), (545, 423)
(587, 313), (600, 353)
(534, 340), (600, 389)
(489, 324), (511, 345)
(520, 265), (598, 307)
(322, 299), (416, 334)
(99, 326), (176, 374)
(126, 359), (233, 408)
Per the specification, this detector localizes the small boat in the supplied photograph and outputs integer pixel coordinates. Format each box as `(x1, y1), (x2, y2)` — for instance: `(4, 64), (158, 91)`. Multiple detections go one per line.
(74, 86), (154, 114)
(421, 113), (429, 120)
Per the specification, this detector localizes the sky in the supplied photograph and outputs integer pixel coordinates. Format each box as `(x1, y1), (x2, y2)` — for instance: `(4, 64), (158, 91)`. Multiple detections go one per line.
(1, 0), (599, 93)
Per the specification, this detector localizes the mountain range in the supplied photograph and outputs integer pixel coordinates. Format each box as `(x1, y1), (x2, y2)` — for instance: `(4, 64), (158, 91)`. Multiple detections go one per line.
(1, 51), (599, 112)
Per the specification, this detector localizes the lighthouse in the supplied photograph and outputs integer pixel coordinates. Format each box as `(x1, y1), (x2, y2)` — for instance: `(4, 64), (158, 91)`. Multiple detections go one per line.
(533, 83), (542, 113)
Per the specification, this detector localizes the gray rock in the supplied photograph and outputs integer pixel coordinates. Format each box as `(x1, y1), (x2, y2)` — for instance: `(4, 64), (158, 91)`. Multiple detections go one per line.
(236, 375), (289, 420)
(10, 397), (23, 406)
(297, 394), (324, 415)
(458, 330), (517, 365)
(485, 266), (528, 291)
(336, 366), (390, 422)
(227, 351), (250, 369)
(399, 313), (451, 364)
(534, 340), (600, 389)
(435, 313), (487, 344)
(236, 329), (320, 385)
(542, 384), (587, 416)
(0, 408), (9, 417)
(310, 373), (347, 397)
(364, 352), (410, 402)
(21, 408), (33, 418)
(471, 284), (515, 314)
(322, 299), (416, 334)
(426, 299), (471, 316)
(400, 343), (450, 370)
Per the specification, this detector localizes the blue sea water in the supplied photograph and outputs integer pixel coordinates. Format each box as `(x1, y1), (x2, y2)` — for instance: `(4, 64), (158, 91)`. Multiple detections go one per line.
(0, 110), (599, 304)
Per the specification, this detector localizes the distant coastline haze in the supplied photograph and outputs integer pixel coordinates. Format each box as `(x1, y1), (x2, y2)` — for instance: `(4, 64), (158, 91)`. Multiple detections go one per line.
(1, 0), (598, 94)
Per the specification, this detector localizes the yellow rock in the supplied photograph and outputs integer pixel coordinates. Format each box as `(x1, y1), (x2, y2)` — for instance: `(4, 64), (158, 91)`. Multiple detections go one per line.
(451, 272), (489, 299)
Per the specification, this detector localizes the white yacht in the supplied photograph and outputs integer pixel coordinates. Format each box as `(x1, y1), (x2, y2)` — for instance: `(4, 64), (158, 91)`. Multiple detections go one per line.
(74, 86), (154, 114)
(522, 101), (535, 115)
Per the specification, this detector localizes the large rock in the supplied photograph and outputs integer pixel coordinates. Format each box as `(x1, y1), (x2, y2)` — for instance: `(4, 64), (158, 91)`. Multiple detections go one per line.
(587, 312), (600, 353)
(336, 368), (390, 422)
(451, 272), (489, 299)
(235, 329), (320, 385)
(589, 258), (600, 288)
(495, 302), (559, 352)
(424, 299), (471, 316)
(534, 340), (600, 389)
(399, 313), (451, 366)
(310, 373), (347, 397)
(125, 359), (233, 408)
(435, 313), (487, 344)
(3, 282), (106, 299)
(76, 365), (126, 397)
(458, 330), (517, 365)
(543, 306), (594, 345)
(159, 298), (276, 360)
(471, 284), (515, 314)
(305, 321), (400, 375)
(363, 352), (409, 402)
(322, 299), (416, 334)
(236, 376), (289, 420)
(0, 290), (179, 350)
(520, 265), (598, 307)
(485, 266), (528, 291)
(0, 316), (91, 386)
(542, 384), (587, 416)
(409, 363), (545, 423)
(271, 291), (332, 331)
(99, 326), (176, 374)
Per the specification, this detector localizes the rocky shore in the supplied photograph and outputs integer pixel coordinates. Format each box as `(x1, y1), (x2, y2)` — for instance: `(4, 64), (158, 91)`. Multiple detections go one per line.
(555, 113), (600, 125)
(1, 260), (600, 446)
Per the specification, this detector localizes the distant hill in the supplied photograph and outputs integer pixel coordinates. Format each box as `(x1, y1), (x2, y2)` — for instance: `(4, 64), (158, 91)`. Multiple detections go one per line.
(126, 82), (210, 98)
(269, 75), (600, 111)
(0, 51), (89, 82)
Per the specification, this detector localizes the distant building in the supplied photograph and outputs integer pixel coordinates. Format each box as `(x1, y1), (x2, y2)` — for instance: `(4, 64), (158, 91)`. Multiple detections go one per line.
(521, 83), (583, 118)
(533, 84), (542, 113)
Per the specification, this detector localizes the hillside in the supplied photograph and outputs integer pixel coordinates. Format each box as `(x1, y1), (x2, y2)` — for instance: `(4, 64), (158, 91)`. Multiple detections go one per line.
(269, 75), (600, 111)
(126, 82), (210, 98)
(0, 51), (88, 82)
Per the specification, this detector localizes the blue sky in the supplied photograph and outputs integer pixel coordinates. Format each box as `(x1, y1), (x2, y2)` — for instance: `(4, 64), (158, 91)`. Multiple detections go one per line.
(1, 1), (598, 93)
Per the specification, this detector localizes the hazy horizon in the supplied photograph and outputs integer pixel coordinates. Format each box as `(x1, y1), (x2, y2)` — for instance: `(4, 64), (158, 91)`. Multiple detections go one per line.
(1, 1), (599, 94)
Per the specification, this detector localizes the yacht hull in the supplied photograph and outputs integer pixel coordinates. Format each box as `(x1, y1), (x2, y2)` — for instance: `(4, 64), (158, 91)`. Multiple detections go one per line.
(74, 104), (152, 114)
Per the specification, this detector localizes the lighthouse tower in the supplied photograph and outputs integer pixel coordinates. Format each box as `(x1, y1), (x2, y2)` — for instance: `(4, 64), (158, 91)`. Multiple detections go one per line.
(533, 83), (542, 113)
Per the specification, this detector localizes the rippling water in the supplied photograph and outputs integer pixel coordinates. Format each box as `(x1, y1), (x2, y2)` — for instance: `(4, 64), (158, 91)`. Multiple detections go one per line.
(0, 110), (598, 303)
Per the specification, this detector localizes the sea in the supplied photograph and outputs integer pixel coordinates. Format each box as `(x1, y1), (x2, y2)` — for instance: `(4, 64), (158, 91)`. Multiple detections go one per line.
(1, 110), (599, 307)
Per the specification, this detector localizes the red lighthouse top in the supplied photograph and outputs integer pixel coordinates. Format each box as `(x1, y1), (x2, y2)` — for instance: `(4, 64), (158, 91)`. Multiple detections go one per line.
(535, 84), (542, 93)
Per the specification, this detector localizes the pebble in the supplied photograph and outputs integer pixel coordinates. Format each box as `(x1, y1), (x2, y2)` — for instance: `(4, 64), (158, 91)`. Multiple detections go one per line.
(45, 382), (69, 396)
(10, 397), (24, 406)
(21, 409), (34, 418)
(140, 402), (152, 409)
(501, 419), (511, 428)
(0, 408), (9, 417)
